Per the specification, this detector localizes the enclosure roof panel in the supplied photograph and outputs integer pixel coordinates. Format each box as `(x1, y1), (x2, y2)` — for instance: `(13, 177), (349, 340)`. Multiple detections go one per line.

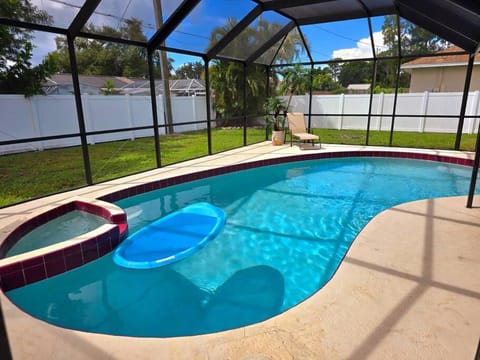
(0, 0), (87, 30)
(165, 0), (257, 55)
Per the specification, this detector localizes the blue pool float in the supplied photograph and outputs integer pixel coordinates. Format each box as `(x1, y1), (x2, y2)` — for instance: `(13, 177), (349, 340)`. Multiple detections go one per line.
(114, 202), (226, 269)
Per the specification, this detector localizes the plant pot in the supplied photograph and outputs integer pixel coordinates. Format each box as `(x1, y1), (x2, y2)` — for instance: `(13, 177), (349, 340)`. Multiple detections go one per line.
(271, 130), (285, 145)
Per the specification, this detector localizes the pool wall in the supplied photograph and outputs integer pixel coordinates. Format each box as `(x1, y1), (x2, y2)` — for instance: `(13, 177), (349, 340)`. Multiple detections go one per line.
(0, 199), (127, 291)
(0, 150), (474, 292)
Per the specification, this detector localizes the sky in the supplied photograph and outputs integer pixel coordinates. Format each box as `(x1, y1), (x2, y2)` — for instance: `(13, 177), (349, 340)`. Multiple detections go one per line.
(28, 0), (389, 70)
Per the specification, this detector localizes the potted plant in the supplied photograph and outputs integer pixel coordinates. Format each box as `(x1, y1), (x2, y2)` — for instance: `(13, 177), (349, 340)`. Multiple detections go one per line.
(264, 96), (287, 145)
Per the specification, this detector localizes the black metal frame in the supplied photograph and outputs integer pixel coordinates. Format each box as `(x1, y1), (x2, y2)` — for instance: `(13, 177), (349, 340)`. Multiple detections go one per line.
(455, 53), (476, 149)
(68, 0), (101, 37)
(389, 14), (403, 146)
(207, 6), (262, 59)
(148, 0), (201, 51)
(147, 48), (162, 168)
(68, 35), (92, 185)
(3, 4), (480, 355)
(395, 0), (478, 52)
(247, 22), (296, 65)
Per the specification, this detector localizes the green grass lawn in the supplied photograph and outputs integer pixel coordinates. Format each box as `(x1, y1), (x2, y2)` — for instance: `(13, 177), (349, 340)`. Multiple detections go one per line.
(0, 128), (476, 207)
(0, 128), (266, 207)
(315, 129), (477, 150)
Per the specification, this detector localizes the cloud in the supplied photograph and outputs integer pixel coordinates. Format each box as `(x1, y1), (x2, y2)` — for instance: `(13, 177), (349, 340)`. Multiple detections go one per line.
(332, 31), (387, 59)
(31, 32), (59, 65)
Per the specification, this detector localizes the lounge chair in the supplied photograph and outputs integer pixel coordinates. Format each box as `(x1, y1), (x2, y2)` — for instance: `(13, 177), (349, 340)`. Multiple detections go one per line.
(287, 112), (320, 148)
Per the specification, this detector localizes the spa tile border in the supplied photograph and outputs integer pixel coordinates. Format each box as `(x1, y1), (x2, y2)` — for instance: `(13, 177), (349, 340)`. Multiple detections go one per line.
(0, 200), (128, 291)
(100, 150), (474, 203)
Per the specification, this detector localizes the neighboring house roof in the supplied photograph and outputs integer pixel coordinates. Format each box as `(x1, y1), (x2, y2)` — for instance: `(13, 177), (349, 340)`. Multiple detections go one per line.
(46, 74), (132, 88)
(170, 79), (205, 93)
(119, 78), (206, 95)
(401, 46), (480, 70)
(43, 74), (205, 95)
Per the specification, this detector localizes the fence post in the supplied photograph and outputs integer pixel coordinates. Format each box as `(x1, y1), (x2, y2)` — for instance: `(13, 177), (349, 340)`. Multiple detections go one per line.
(82, 94), (94, 144)
(157, 95), (165, 135)
(338, 93), (345, 130)
(125, 94), (135, 140)
(419, 91), (429, 132)
(29, 96), (43, 151)
(469, 90), (480, 134)
(377, 92), (385, 130)
(189, 95), (196, 130)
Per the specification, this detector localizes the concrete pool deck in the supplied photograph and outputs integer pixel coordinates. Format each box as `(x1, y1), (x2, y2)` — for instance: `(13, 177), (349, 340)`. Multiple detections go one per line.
(1, 142), (479, 359)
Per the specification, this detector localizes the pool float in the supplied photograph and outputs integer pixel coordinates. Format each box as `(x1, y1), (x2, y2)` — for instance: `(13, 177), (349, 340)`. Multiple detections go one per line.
(114, 202), (225, 269)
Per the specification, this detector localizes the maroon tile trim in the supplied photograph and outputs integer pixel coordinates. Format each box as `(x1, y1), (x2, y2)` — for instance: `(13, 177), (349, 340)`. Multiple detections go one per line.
(44, 254), (66, 278)
(81, 239), (99, 263)
(0, 270), (26, 291)
(99, 150), (474, 203)
(0, 150), (472, 291)
(0, 201), (128, 291)
(0, 222), (125, 291)
(64, 244), (84, 271)
(24, 264), (46, 285)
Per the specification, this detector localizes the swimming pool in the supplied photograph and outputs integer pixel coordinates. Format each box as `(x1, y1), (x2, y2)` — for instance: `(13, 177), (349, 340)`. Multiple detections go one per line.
(6, 156), (478, 337)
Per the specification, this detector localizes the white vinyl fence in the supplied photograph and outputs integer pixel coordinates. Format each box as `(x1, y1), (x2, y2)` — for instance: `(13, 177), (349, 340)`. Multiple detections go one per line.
(0, 94), (208, 154)
(286, 91), (480, 134)
(1, 91), (479, 155)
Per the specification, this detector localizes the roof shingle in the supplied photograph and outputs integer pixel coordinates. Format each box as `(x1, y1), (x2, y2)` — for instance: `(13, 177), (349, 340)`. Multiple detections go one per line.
(402, 46), (480, 68)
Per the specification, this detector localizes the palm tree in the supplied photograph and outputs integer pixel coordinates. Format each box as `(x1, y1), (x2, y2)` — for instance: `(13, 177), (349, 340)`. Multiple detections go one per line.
(209, 59), (244, 124)
(208, 17), (307, 123)
(278, 64), (310, 110)
(274, 27), (306, 65)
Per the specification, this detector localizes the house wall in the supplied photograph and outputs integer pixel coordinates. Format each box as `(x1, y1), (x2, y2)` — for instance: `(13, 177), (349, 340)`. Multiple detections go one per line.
(408, 65), (480, 93)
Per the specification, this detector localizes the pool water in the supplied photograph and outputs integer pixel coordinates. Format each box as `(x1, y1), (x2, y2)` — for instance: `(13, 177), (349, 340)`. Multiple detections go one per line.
(6, 210), (109, 257)
(6, 157), (479, 337)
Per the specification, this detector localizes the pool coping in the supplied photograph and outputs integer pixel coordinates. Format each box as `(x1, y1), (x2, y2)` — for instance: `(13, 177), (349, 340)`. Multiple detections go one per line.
(0, 147), (475, 292)
(100, 149), (473, 203)
(0, 142), (479, 359)
(0, 198), (128, 291)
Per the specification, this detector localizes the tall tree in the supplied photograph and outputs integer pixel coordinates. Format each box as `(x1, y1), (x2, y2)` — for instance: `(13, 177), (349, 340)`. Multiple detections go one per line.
(0, 0), (55, 95)
(312, 67), (340, 92)
(327, 58), (342, 82)
(174, 62), (204, 79)
(278, 64), (310, 109)
(338, 61), (372, 87)
(382, 15), (448, 55)
(49, 19), (155, 77)
(208, 16), (304, 123)
(209, 59), (247, 124)
(378, 15), (448, 89)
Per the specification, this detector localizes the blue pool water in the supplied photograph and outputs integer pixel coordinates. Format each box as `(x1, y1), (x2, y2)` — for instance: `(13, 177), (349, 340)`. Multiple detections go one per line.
(6, 157), (479, 337)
